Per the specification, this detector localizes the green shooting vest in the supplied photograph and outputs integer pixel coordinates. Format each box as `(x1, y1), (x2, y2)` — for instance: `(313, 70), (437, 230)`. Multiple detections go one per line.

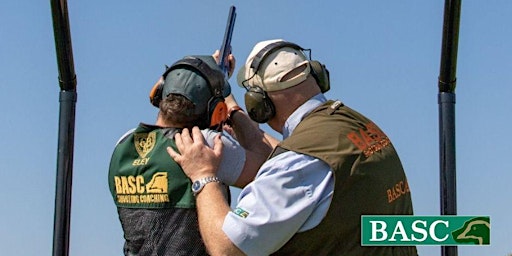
(272, 101), (417, 256)
(108, 124), (195, 209)
(108, 124), (207, 256)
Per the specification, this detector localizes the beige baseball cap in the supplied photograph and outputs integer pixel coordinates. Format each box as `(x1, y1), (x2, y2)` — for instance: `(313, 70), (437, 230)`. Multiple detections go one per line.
(237, 39), (311, 92)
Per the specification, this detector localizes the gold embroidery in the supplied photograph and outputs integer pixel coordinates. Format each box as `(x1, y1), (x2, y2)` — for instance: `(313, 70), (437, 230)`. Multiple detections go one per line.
(134, 132), (156, 158)
(114, 172), (170, 204)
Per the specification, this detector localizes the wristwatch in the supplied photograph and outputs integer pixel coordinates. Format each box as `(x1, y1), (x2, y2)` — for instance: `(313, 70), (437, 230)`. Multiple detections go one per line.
(191, 176), (221, 196)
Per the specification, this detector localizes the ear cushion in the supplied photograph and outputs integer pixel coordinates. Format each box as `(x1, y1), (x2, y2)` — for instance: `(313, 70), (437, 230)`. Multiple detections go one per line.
(149, 79), (164, 107)
(209, 100), (228, 128)
(244, 86), (275, 123)
(309, 60), (330, 93)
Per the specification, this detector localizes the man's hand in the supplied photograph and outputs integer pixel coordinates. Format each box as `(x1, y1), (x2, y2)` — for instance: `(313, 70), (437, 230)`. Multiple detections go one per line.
(212, 50), (236, 78)
(167, 127), (223, 182)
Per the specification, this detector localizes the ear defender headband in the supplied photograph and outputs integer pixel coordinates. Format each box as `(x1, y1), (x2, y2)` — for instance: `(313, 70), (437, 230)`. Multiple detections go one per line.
(243, 41), (331, 123)
(149, 57), (227, 129)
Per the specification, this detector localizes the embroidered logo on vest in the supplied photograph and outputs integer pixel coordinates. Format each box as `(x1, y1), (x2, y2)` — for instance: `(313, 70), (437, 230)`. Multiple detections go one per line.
(386, 179), (410, 203)
(113, 172), (170, 204)
(346, 122), (391, 157)
(133, 132), (155, 165)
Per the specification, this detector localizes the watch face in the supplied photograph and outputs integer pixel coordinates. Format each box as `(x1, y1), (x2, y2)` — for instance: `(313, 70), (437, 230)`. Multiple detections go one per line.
(192, 180), (202, 192)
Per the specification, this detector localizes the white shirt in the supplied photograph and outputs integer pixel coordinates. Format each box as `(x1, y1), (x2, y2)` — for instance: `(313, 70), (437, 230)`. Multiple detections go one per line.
(202, 129), (245, 186)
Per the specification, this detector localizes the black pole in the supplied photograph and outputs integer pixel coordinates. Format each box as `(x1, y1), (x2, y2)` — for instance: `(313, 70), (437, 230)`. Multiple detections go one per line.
(50, 0), (77, 256)
(438, 0), (461, 256)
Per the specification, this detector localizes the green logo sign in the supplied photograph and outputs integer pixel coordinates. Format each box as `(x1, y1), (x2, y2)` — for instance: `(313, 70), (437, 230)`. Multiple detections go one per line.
(361, 216), (490, 246)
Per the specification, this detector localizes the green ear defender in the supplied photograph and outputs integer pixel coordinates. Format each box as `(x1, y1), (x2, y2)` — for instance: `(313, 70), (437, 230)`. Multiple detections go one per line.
(309, 60), (330, 93)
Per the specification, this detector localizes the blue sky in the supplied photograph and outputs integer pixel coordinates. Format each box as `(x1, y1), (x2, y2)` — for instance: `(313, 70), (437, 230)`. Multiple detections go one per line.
(1, 1), (510, 255)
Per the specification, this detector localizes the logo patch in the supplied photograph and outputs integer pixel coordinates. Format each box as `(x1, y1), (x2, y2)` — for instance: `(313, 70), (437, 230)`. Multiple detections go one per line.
(146, 172), (168, 193)
(134, 131), (156, 158)
(346, 122), (391, 157)
(361, 215), (490, 246)
(233, 207), (249, 218)
(114, 172), (170, 205)
(452, 216), (490, 245)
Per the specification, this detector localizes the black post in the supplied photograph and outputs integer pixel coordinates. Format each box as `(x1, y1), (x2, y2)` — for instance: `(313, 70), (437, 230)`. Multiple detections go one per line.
(50, 0), (77, 256)
(438, 0), (461, 256)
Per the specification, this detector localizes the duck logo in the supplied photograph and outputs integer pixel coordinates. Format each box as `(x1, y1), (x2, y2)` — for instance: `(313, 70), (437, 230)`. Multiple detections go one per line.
(146, 172), (168, 193)
(452, 216), (490, 245)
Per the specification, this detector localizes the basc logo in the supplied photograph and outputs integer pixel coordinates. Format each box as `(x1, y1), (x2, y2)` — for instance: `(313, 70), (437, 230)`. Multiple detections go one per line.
(361, 215), (490, 246)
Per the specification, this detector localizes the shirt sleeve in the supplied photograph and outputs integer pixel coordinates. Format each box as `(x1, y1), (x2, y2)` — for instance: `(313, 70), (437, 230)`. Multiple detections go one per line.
(222, 151), (334, 256)
(201, 129), (246, 186)
(115, 128), (135, 145)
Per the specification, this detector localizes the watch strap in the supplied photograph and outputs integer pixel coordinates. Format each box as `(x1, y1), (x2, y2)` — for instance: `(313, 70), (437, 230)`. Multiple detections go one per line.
(192, 176), (221, 196)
